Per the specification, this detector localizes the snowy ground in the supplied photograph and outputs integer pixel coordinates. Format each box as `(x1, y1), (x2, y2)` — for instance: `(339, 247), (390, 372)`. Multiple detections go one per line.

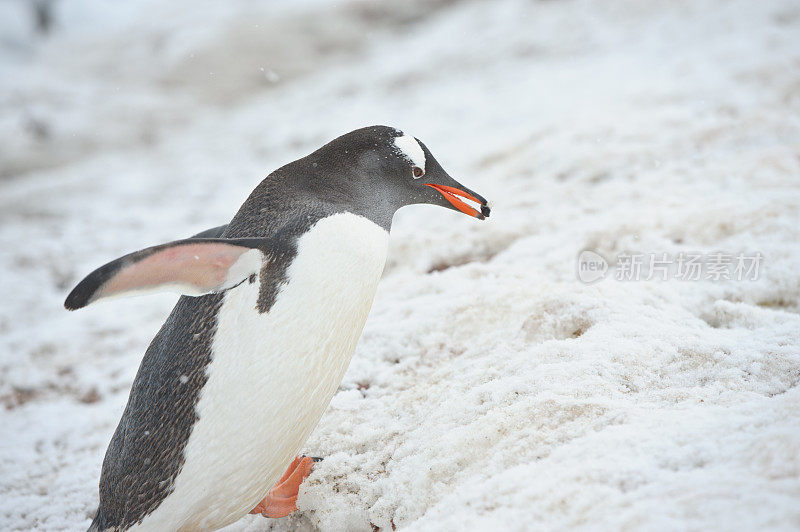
(2, 0), (800, 530)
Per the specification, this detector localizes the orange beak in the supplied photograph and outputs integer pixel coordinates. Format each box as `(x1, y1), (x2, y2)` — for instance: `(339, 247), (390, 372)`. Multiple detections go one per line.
(424, 184), (488, 219)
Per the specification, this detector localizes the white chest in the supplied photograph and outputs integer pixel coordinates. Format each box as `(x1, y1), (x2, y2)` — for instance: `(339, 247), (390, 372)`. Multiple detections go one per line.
(135, 213), (389, 531)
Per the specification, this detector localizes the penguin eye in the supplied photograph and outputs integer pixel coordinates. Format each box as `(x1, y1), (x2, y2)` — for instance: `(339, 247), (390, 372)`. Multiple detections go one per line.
(412, 166), (424, 178)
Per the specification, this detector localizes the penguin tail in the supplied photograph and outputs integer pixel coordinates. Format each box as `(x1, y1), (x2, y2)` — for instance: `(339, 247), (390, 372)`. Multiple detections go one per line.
(86, 512), (101, 532)
(87, 508), (110, 532)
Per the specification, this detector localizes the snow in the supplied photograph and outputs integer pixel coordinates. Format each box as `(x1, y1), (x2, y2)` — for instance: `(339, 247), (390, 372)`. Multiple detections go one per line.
(1, 0), (799, 530)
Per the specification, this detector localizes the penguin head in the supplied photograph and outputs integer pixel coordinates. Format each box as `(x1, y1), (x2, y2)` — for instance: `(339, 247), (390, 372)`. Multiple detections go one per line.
(307, 125), (490, 222)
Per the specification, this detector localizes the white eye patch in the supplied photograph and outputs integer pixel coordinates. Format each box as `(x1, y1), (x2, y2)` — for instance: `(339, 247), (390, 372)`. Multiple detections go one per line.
(394, 134), (426, 177)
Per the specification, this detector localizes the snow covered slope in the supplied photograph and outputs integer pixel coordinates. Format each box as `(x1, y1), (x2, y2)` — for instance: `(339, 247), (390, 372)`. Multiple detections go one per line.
(1, 0), (799, 530)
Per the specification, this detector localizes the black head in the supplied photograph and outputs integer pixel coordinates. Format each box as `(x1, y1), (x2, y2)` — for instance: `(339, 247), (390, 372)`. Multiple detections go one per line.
(297, 125), (490, 227)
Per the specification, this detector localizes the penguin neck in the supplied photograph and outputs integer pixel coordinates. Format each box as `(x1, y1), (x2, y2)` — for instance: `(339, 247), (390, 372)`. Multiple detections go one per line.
(235, 171), (398, 236)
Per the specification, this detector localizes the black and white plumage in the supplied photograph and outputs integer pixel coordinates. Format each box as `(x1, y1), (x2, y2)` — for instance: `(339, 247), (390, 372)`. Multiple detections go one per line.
(66, 126), (489, 531)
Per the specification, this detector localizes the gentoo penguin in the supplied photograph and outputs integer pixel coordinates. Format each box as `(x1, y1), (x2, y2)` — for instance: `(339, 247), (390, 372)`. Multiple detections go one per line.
(65, 125), (490, 531)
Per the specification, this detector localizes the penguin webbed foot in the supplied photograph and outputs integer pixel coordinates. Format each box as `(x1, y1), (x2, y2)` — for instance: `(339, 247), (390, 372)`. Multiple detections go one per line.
(250, 455), (316, 518)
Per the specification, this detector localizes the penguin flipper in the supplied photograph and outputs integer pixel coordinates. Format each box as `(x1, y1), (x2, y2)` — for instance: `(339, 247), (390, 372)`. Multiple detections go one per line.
(64, 237), (268, 310)
(190, 224), (228, 239)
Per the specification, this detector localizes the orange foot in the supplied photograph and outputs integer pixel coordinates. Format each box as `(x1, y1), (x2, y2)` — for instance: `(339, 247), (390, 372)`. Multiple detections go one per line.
(250, 455), (316, 518)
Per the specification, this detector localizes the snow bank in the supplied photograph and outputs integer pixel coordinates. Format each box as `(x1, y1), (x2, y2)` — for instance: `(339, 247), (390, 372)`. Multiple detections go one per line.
(1, 0), (799, 530)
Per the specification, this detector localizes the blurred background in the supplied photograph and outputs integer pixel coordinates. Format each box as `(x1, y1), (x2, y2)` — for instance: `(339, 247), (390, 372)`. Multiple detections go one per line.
(1, 1), (799, 530)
